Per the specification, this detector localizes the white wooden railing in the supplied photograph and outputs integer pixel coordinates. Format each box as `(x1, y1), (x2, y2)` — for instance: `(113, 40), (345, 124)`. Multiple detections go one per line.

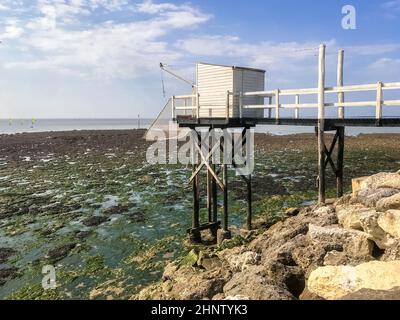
(172, 44), (400, 121)
(240, 81), (400, 120)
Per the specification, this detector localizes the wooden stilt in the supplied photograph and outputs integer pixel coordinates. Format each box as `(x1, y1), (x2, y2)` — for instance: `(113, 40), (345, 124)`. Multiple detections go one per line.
(206, 130), (212, 222)
(211, 163), (218, 223)
(190, 130), (201, 243)
(222, 163), (228, 231)
(247, 174), (252, 230)
(336, 126), (345, 197)
(318, 125), (326, 204)
(318, 44), (326, 205)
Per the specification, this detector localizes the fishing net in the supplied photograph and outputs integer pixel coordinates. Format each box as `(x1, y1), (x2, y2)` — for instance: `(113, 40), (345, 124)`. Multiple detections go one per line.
(145, 98), (191, 141)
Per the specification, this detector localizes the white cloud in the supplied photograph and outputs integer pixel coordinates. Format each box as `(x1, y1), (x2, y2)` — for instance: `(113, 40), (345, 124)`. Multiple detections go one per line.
(135, 0), (177, 14)
(381, 0), (400, 19)
(4, 0), (211, 79)
(1, 18), (24, 39)
(368, 58), (400, 73)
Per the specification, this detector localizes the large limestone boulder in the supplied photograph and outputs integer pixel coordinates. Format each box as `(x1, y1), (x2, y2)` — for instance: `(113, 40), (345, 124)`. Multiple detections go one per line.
(358, 210), (396, 249)
(376, 193), (400, 211)
(357, 188), (399, 207)
(360, 172), (400, 191)
(339, 287), (400, 300)
(377, 210), (400, 239)
(336, 204), (376, 230)
(308, 224), (373, 258)
(223, 272), (295, 300)
(308, 260), (400, 300)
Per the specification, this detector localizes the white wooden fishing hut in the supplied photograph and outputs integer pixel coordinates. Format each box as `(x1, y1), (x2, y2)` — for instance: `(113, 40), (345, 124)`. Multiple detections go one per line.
(153, 44), (400, 244)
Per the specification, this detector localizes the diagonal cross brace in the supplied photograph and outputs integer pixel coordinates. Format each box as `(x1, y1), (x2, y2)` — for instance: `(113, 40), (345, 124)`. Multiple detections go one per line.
(189, 131), (225, 190)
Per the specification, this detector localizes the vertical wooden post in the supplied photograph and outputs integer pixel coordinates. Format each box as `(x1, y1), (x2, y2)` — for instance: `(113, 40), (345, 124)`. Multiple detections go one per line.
(268, 96), (272, 118)
(376, 82), (383, 120)
(337, 49), (345, 119)
(197, 93), (200, 119)
(171, 96), (176, 119)
(239, 92), (243, 119)
(206, 130), (212, 223)
(223, 162), (228, 231)
(246, 175), (252, 230)
(336, 126), (345, 198)
(318, 44), (326, 204)
(226, 91), (230, 119)
(275, 89), (280, 122)
(295, 94), (300, 119)
(211, 163), (218, 223)
(190, 130), (201, 243)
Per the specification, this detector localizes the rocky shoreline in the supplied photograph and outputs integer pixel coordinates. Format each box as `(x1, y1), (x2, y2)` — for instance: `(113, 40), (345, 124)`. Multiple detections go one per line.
(137, 170), (400, 300)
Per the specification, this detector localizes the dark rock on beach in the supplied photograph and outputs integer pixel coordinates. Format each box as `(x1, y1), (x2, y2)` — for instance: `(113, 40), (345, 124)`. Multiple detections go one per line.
(82, 216), (109, 227)
(46, 243), (76, 262)
(0, 267), (19, 286)
(0, 248), (17, 264)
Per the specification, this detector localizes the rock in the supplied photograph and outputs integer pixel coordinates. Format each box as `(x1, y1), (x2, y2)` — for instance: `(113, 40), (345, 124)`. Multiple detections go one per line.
(138, 261), (229, 300)
(0, 248), (17, 264)
(128, 212), (146, 223)
(360, 172), (400, 190)
(336, 204), (376, 231)
(377, 210), (400, 239)
(46, 243), (76, 262)
(82, 215), (109, 227)
(221, 249), (260, 272)
(223, 272), (295, 300)
(181, 249), (199, 267)
(381, 241), (400, 261)
(263, 261), (305, 297)
(285, 208), (300, 217)
(357, 188), (399, 207)
(0, 267), (18, 286)
(357, 210), (395, 249)
(162, 262), (180, 281)
(299, 287), (324, 300)
(224, 295), (250, 300)
(376, 193), (400, 211)
(102, 204), (131, 215)
(75, 230), (92, 240)
(323, 250), (373, 267)
(339, 287), (400, 300)
(308, 260), (400, 300)
(217, 229), (232, 245)
(197, 252), (222, 271)
(308, 224), (374, 258)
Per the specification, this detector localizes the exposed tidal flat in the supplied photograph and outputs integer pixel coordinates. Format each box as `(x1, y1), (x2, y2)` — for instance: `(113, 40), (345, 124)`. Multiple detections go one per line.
(0, 130), (399, 299)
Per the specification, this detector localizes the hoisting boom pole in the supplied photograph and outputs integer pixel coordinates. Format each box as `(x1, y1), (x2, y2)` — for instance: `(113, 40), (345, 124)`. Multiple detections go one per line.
(159, 63), (196, 88)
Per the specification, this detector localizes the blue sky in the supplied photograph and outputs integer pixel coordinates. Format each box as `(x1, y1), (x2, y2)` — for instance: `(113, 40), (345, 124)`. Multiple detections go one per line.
(0, 0), (399, 118)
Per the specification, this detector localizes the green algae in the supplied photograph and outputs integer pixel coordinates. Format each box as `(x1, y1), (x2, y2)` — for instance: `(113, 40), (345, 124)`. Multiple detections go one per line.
(1, 134), (399, 299)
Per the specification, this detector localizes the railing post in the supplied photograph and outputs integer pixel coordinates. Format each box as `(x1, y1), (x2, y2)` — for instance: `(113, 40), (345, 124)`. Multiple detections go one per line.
(337, 49), (345, 119)
(376, 82), (383, 120)
(268, 96), (272, 118)
(275, 89), (280, 122)
(197, 93), (200, 119)
(171, 96), (176, 119)
(295, 94), (300, 119)
(226, 91), (230, 119)
(318, 43), (326, 204)
(239, 92), (243, 119)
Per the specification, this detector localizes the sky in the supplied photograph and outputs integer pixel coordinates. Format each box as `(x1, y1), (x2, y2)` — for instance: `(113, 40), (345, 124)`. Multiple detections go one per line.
(0, 0), (399, 119)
